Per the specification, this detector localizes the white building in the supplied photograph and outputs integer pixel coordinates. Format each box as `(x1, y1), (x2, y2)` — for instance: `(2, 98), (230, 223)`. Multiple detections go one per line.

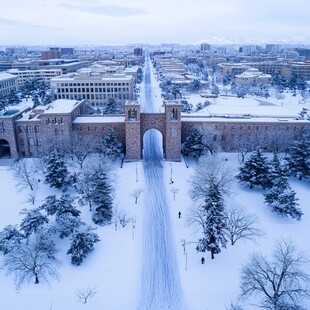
(7, 69), (62, 87)
(0, 72), (18, 95)
(50, 72), (135, 107)
(235, 68), (272, 85)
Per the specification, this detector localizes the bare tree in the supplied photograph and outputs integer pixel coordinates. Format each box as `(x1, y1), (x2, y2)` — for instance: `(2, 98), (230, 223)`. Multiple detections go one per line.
(171, 188), (179, 201)
(25, 191), (37, 205)
(224, 203), (264, 246)
(130, 188), (144, 204)
(76, 287), (97, 304)
(263, 130), (295, 155)
(231, 134), (260, 163)
(226, 302), (244, 310)
(115, 209), (131, 228)
(198, 124), (221, 155)
(189, 156), (234, 203)
(70, 133), (101, 168)
(3, 233), (61, 289)
(10, 159), (37, 192)
(240, 239), (310, 309)
(187, 207), (206, 233)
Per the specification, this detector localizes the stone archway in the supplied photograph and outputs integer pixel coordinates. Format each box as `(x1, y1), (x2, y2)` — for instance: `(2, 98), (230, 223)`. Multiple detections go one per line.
(142, 128), (164, 159)
(0, 139), (11, 158)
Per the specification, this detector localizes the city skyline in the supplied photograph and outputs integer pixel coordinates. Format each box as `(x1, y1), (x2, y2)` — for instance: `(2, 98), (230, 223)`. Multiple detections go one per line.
(1, 0), (310, 46)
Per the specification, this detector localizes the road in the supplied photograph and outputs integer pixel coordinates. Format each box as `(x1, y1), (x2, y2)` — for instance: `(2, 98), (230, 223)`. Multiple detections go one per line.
(137, 54), (186, 310)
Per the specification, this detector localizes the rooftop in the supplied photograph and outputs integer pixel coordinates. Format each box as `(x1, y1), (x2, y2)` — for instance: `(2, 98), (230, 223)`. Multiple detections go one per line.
(43, 99), (80, 114)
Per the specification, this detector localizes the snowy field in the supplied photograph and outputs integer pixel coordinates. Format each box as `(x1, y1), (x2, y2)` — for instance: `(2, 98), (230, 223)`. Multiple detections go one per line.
(1, 153), (310, 310)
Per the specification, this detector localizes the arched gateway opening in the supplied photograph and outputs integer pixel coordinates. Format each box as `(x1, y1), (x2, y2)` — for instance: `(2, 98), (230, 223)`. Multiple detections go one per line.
(0, 139), (11, 158)
(142, 129), (164, 160)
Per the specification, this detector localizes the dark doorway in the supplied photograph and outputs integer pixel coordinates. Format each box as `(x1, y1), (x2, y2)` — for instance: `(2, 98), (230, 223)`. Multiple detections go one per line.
(0, 139), (11, 158)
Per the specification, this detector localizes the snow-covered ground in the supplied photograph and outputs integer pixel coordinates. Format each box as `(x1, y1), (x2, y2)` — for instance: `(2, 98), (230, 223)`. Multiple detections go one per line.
(1, 153), (310, 309)
(1, 56), (310, 309)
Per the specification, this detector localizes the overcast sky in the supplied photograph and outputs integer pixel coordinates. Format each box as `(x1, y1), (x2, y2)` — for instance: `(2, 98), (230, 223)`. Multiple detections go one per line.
(1, 0), (310, 46)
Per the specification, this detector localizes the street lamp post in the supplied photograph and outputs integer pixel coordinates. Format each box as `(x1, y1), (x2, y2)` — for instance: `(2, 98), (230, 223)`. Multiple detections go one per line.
(170, 163), (173, 184)
(132, 216), (136, 240)
(135, 163), (138, 183)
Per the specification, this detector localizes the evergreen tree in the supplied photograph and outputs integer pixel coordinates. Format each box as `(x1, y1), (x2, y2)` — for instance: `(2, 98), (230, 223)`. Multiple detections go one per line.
(180, 99), (192, 113)
(264, 155), (302, 220)
(0, 225), (24, 255)
(264, 185), (302, 220)
(40, 194), (80, 217)
(56, 213), (81, 239)
(90, 168), (114, 225)
(187, 79), (201, 93)
(236, 148), (271, 189)
(268, 154), (290, 188)
(100, 128), (123, 159)
(67, 227), (100, 266)
(6, 90), (21, 106)
(287, 133), (310, 180)
(32, 93), (40, 108)
(44, 150), (69, 189)
(196, 183), (227, 259)
(20, 209), (49, 237)
(182, 127), (205, 157)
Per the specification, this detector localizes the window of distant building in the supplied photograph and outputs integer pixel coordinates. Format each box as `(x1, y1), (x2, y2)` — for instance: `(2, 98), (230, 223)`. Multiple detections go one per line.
(26, 126), (32, 133)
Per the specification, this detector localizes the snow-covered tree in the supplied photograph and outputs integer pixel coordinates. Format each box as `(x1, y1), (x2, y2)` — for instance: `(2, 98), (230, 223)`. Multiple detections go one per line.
(265, 187), (302, 220)
(286, 132), (310, 180)
(56, 213), (82, 239)
(262, 155), (302, 220)
(70, 133), (100, 168)
(0, 225), (24, 255)
(3, 232), (60, 288)
(40, 194), (81, 237)
(100, 128), (123, 159)
(236, 148), (271, 189)
(6, 89), (21, 106)
(180, 99), (192, 113)
(10, 159), (37, 192)
(196, 182), (227, 259)
(44, 149), (69, 189)
(67, 227), (100, 266)
(182, 127), (205, 157)
(187, 79), (202, 93)
(20, 208), (49, 238)
(240, 239), (310, 309)
(224, 203), (263, 246)
(78, 162), (114, 225)
(189, 156), (233, 203)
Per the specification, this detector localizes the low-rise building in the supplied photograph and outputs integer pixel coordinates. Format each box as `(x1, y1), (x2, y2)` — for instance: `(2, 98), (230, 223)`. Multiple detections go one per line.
(235, 68), (272, 84)
(0, 72), (18, 95)
(7, 68), (62, 86)
(50, 72), (135, 107)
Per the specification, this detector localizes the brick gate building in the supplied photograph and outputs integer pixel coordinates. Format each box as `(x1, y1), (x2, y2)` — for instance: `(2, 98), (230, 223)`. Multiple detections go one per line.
(1, 99), (310, 161)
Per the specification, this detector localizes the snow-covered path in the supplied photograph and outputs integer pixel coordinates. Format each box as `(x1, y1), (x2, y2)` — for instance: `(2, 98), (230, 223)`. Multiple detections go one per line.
(137, 54), (186, 309)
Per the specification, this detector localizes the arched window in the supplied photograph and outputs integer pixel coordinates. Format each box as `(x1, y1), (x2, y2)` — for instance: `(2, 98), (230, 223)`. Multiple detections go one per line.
(26, 126), (32, 133)
(29, 138), (34, 146)
(35, 125), (39, 133)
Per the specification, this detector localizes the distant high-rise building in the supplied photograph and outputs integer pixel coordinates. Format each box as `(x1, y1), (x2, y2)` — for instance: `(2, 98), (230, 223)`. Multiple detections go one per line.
(295, 48), (310, 61)
(41, 48), (61, 60)
(265, 44), (280, 53)
(200, 43), (211, 52)
(60, 48), (75, 56)
(134, 47), (143, 56)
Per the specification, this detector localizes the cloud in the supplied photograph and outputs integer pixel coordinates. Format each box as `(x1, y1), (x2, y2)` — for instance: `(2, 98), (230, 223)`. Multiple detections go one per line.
(0, 16), (59, 30)
(58, 2), (147, 17)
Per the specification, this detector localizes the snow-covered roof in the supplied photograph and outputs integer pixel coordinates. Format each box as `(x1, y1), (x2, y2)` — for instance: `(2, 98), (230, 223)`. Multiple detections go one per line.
(73, 116), (125, 124)
(43, 99), (80, 114)
(0, 72), (18, 81)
